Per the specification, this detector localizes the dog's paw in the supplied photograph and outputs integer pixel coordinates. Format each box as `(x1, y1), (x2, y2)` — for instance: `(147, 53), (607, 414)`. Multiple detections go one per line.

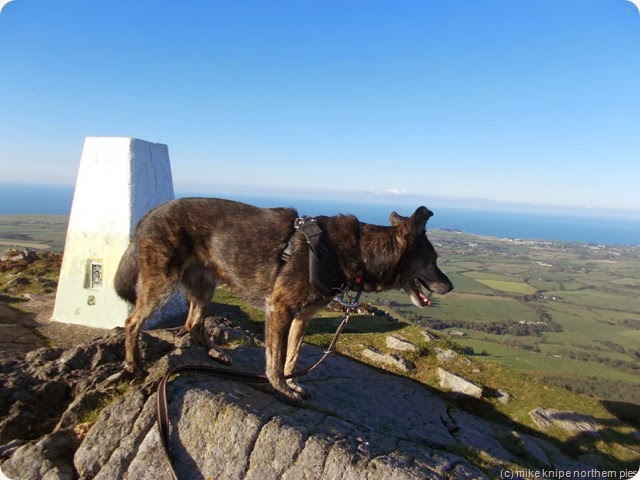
(286, 379), (311, 399)
(122, 361), (146, 378)
(274, 388), (304, 407)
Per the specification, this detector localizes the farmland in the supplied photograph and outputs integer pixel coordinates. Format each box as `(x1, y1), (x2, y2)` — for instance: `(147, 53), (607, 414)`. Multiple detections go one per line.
(0, 215), (68, 252)
(369, 230), (640, 403)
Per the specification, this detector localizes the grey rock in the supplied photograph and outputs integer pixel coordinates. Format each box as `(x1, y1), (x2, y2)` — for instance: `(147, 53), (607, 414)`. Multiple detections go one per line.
(449, 409), (516, 466)
(1, 428), (79, 480)
(0, 248), (38, 263)
(512, 431), (551, 467)
(448, 331), (466, 337)
(89, 391), (160, 480)
(55, 389), (112, 430)
(0, 379), (70, 444)
(0, 439), (25, 460)
(361, 347), (416, 372)
(76, 352), (485, 480)
(528, 408), (602, 436)
(577, 453), (603, 468)
(524, 434), (598, 471)
(74, 389), (149, 479)
(422, 330), (438, 342)
(497, 389), (512, 405)
(434, 347), (459, 363)
(385, 335), (419, 352)
(437, 368), (483, 398)
(22, 248), (39, 263)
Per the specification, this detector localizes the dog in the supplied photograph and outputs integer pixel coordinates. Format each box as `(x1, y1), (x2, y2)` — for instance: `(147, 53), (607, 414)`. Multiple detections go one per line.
(114, 197), (453, 403)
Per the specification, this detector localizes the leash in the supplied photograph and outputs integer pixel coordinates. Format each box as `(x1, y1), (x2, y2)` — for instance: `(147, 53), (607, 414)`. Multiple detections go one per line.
(156, 310), (353, 480)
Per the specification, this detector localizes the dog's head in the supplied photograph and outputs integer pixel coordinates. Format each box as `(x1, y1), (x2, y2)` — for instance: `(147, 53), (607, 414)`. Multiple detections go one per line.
(391, 206), (453, 307)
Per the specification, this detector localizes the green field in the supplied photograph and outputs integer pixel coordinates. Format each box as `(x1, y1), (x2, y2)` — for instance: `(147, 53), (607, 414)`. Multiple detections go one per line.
(474, 279), (538, 294)
(372, 230), (640, 403)
(455, 337), (640, 383)
(0, 215), (68, 252)
(543, 289), (640, 313)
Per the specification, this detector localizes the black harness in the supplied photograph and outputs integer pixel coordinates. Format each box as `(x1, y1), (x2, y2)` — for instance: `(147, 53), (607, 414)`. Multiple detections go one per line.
(281, 216), (363, 308)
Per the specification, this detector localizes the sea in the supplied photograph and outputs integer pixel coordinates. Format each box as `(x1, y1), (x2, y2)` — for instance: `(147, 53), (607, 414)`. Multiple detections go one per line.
(1, 183), (639, 246)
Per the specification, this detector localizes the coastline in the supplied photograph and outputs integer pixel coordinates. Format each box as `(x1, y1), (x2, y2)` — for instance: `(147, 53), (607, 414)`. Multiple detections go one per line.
(0, 184), (639, 247)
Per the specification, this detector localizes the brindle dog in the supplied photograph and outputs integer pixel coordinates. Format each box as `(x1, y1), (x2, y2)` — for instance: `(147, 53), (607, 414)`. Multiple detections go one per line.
(115, 198), (452, 403)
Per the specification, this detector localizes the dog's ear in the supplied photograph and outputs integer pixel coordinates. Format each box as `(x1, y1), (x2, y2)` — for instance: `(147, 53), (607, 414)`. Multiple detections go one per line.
(389, 211), (408, 226)
(393, 206), (433, 244)
(410, 206), (433, 235)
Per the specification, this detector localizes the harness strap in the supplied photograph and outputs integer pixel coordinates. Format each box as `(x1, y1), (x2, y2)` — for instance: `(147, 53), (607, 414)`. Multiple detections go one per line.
(281, 217), (364, 299)
(156, 312), (352, 480)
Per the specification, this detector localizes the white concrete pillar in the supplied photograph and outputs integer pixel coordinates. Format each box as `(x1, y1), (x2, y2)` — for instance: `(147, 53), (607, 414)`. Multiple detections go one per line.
(52, 136), (178, 329)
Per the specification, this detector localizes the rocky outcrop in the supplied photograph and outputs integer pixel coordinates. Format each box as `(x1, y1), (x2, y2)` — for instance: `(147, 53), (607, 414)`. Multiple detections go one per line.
(437, 368), (483, 399)
(422, 330), (439, 342)
(0, 248), (38, 264)
(385, 335), (419, 352)
(434, 347), (459, 363)
(0, 320), (601, 479)
(528, 408), (603, 436)
(361, 347), (416, 372)
(496, 389), (512, 405)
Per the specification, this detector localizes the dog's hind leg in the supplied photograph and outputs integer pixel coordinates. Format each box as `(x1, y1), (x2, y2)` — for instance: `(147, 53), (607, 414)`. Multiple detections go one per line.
(123, 277), (176, 375)
(181, 264), (231, 365)
(123, 307), (151, 374)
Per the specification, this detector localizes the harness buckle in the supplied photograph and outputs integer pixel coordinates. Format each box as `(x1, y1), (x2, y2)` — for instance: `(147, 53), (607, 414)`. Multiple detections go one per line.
(333, 282), (363, 310)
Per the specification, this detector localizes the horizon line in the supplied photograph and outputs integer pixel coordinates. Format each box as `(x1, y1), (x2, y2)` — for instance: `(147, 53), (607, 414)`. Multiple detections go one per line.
(1, 180), (639, 217)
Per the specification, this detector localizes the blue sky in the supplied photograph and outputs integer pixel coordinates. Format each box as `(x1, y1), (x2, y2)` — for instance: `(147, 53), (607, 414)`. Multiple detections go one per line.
(1, 0), (639, 211)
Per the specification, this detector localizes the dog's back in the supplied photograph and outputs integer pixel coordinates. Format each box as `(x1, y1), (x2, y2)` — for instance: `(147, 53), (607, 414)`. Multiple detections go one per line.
(115, 198), (299, 307)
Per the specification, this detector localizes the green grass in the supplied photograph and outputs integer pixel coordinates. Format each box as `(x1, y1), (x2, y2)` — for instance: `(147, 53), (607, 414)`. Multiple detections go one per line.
(0, 215), (68, 252)
(609, 277), (640, 287)
(443, 272), (494, 294)
(474, 279), (538, 295)
(462, 271), (521, 282)
(543, 303), (640, 352)
(408, 291), (538, 324)
(78, 380), (131, 425)
(209, 284), (265, 334)
(543, 289), (640, 313)
(457, 337), (640, 383)
(527, 278), (561, 291)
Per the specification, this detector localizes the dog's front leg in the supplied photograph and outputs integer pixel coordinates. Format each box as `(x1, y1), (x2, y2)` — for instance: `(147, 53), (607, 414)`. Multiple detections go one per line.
(284, 312), (314, 399)
(265, 302), (302, 405)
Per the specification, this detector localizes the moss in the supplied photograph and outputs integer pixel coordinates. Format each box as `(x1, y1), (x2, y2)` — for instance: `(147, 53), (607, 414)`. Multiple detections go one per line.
(77, 380), (131, 426)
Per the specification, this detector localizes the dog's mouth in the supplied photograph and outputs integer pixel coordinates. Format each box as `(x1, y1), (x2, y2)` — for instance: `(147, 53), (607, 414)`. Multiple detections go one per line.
(408, 277), (432, 307)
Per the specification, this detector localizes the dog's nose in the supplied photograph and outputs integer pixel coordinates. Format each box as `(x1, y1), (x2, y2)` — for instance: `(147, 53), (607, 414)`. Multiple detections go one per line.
(440, 279), (454, 294)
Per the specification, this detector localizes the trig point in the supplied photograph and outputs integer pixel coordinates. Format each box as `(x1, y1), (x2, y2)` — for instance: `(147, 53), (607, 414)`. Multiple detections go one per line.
(52, 137), (175, 329)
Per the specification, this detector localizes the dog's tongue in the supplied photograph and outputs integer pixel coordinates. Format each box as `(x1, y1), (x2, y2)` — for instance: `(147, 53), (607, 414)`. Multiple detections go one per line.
(420, 292), (432, 306)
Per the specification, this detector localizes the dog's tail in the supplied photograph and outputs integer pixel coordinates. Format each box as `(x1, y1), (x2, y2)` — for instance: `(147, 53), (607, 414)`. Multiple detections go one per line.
(114, 242), (139, 304)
